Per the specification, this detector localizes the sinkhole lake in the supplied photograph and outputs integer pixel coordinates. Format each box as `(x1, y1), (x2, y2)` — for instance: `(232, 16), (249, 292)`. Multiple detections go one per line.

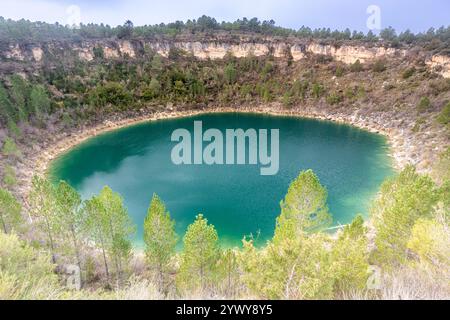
(49, 113), (393, 247)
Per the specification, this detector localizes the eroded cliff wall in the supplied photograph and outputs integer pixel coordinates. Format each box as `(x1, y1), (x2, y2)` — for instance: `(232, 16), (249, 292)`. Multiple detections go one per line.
(1, 38), (449, 78)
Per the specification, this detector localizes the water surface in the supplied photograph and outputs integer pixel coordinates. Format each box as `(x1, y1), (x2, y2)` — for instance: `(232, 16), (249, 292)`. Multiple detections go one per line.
(50, 113), (393, 247)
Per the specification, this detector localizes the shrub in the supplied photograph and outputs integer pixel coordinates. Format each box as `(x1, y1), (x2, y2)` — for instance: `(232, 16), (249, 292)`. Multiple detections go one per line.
(331, 215), (369, 294)
(312, 83), (325, 99)
(429, 79), (450, 96)
(371, 166), (437, 267)
(29, 85), (50, 121)
(344, 87), (356, 100)
(1, 137), (21, 158)
(335, 66), (344, 77)
(350, 59), (363, 72)
(417, 97), (431, 112)
(224, 63), (237, 84)
(315, 54), (332, 64)
(240, 233), (335, 299)
(372, 59), (387, 73)
(402, 67), (416, 79)
(0, 232), (61, 299)
(407, 217), (449, 268)
(282, 91), (293, 108)
(0, 188), (22, 233)
(326, 92), (343, 105)
(141, 78), (161, 100)
(432, 148), (450, 183)
(261, 87), (272, 102)
(412, 117), (426, 133)
(3, 165), (17, 187)
(7, 120), (22, 139)
(93, 46), (104, 59)
(261, 62), (274, 76)
(437, 102), (450, 126)
(88, 82), (132, 108)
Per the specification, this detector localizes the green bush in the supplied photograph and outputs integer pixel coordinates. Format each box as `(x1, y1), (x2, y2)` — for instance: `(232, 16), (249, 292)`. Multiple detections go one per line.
(224, 63), (237, 84)
(417, 97), (431, 112)
(326, 92), (343, 105)
(93, 46), (104, 59)
(372, 59), (387, 73)
(1, 137), (21, 158)
(350, 59), (363, 72)
(282, 91), (293, 108)
(7, 120), (22, 139)
(412, 117), (426, 133)
(3, 165), (17, 187)
(0, 232), (61, 299)
(261, 62), (274, 76)
(335, 66), (344, 77)
(312, 83), (325, 99)
(429, 79), (450, 96)
(88, 82), (132, 108)
(141, 78), (161, 100)
(371, 166), (437, 267)
(402, 67), (416, 79)
(437, 102), (450, 126)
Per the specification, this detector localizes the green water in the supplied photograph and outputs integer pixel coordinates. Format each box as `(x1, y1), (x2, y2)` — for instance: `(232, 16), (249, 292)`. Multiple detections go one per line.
(49, 113), (393, 247)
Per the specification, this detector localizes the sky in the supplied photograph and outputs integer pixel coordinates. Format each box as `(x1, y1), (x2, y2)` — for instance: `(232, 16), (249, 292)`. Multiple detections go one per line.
(0, 0), (449, 33)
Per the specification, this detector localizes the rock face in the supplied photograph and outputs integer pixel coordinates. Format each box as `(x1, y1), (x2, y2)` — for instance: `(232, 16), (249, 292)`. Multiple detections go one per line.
(77, 46), (94, 61)
(1, 37), (448, 77)
(31, 47), (43, 62)
(121, 41), (404, 63)
(306, 43), (405, 64)
(426, 54), (450, 78)
(5, 44), (24, 60)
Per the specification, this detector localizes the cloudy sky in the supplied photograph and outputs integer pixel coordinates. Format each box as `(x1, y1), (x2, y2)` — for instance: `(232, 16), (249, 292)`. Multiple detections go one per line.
(0, 0), (448, 32)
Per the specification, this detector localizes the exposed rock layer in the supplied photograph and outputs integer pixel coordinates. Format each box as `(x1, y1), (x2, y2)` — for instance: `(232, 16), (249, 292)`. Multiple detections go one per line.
(2, 38), (449, 77)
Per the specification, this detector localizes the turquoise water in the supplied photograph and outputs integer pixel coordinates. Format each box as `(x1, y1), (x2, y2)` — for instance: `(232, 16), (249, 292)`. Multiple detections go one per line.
(49, 113), (393, 247)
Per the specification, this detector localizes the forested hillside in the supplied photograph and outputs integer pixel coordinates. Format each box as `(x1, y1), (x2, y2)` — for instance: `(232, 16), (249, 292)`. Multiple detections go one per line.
(1, 15), (449, 49)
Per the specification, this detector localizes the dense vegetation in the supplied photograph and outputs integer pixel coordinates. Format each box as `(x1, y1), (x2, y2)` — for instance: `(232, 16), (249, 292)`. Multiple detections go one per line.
(1, 45), (449, 131)
(1, 15), (450, 53)
(0, 17), (449, 300)
(0, 166), (448, 299)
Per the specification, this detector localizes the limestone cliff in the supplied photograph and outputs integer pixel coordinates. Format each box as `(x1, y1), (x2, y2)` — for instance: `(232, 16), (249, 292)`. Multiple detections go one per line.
(1, 37), (449, 78)
(426, 54), (450, 78)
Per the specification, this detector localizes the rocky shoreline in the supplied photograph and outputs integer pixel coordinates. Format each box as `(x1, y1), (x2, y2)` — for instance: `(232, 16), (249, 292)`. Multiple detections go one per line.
(20, 103), (422, 201)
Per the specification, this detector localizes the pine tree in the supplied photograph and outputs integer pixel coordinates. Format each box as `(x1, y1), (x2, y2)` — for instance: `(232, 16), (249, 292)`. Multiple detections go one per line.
(143, 194), (177, 288)
(224, 63), (237, 84)
(371, 166), (437, 267)
(274, 169), (332, 243)
(29, 85), (50, 123)
(85, 197), (110, 281)
(2, 137), (21, 158)
(85, 186), (135, 286)
(177, 214), (220, 292)
(330, 215), (369, 294)
(0, 85), (15, 123)
(151, 54), (163, 73)
(9, 75), (29, 122)
(0, 188), (22, 234)
(218, 248), (239, 298)
(29, 176), (58, 263)
(240, 233), (334, 299)
(54, 181), (86, 283)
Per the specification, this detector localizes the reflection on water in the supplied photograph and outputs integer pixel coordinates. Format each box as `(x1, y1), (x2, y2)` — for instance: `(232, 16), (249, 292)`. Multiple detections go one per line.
(50, 113), (393, 247)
